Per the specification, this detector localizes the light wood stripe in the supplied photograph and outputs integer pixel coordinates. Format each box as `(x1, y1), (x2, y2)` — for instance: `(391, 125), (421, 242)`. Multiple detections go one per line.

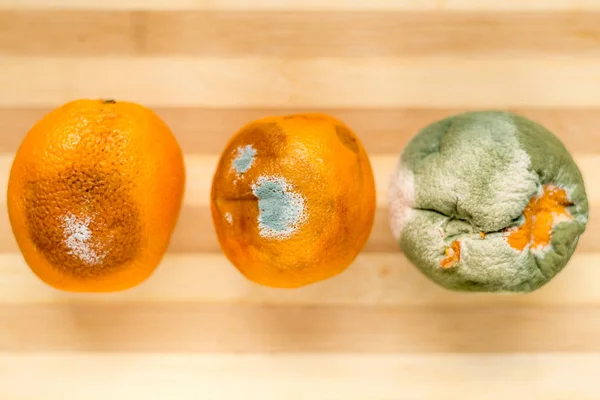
(2, 0), (600, 11)
(2, 303), (600, 352)
(3, 57), (600, 107)
(3, 11), (600, 58)
(0, 154), (598, 208)
(1, 253), (598, 306)
(1, 353), (599, 400)
(3, 108), (600, 155)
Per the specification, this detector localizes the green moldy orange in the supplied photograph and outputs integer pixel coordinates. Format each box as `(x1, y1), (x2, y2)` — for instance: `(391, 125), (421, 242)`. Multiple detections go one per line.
(388, 111), (589, 293)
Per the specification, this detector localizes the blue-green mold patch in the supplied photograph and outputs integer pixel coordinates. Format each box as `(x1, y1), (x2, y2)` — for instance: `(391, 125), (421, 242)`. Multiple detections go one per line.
(232, 144), (257, 175)
(251, 176), (307, 240)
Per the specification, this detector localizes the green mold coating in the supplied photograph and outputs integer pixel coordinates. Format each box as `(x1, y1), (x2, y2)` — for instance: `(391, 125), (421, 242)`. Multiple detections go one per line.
(251, 176), (307, 240)
(232, 144), (257, 175)
(390, 111), (589, 293)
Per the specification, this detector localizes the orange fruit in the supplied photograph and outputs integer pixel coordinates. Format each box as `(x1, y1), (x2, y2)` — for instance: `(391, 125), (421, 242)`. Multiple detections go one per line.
(210, 113), (376, 288)
(7, 99), (185, 292)
(388, 111), (588, 293)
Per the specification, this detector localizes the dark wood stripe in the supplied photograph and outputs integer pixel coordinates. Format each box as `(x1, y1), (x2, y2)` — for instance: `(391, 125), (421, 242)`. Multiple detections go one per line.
(1, 11), (600, 57)
(1, 205), (598, 253)
(1, 108), (599, 154)
(2, 303), (599, 353)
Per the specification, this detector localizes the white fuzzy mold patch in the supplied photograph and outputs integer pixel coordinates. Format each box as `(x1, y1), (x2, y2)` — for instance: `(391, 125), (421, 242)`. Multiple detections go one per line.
(388, 163), (416, 240)
(488, 146), (537, 209)
(251, 176), (307, 240)
(224, 212), (233, 224)
(62, 213), (106, 265)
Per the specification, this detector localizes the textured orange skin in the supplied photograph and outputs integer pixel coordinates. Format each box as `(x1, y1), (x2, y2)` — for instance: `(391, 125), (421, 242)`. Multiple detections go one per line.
(506, 184), (573, 251)
(211, 113), (376, 288)
(440, 240), (461, 269)
(7, 99), (185, 292)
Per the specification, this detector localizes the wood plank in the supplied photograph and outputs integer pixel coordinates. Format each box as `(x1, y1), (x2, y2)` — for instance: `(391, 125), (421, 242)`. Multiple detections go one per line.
(3, 11), (600, 58)
(0, 11), (140, 56)
(2, 303), (600, 353)
(2, 56), (600, 107)
(2, 107), (600, 154)
(2, 0), (600, 12)
(1, 353), (599, 400)
(0, 253), (598, 306)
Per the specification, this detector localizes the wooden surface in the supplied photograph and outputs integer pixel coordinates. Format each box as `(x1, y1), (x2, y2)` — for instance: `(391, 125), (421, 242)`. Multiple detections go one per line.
(1, 0), (600, 398)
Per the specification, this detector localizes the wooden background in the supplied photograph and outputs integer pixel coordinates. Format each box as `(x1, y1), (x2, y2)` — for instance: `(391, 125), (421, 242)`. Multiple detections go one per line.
(1, 0), (600, 398)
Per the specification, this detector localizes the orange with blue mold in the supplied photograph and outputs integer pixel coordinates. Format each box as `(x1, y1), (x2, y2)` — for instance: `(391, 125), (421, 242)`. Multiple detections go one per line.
(211, 113), (376, 288)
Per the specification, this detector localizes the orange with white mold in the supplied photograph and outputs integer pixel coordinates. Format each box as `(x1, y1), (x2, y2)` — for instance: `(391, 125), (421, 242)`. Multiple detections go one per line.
(7, 99), (185, 292)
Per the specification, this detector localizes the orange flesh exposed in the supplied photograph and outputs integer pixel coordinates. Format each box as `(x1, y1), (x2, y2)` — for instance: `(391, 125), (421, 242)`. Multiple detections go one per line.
(440, 240), (461, 269)
(506, 184), (573, 252)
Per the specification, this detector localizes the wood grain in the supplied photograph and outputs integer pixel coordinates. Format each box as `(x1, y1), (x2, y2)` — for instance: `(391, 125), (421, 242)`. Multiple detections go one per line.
(1, 0), (600, 397)
(1, 253), (599, 306)
(2, 108), (600, 154)
(3, 56), (600, 107)
(2, 0), (600, 11)
(3, 11), (600, 57)
(2, 303), (600, 353)
(1, 353), (599, 400)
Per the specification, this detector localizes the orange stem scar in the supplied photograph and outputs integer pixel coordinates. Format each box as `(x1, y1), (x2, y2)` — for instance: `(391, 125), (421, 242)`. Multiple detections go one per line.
(506, 184), (573, 252)
(440, 240), (461, 269)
